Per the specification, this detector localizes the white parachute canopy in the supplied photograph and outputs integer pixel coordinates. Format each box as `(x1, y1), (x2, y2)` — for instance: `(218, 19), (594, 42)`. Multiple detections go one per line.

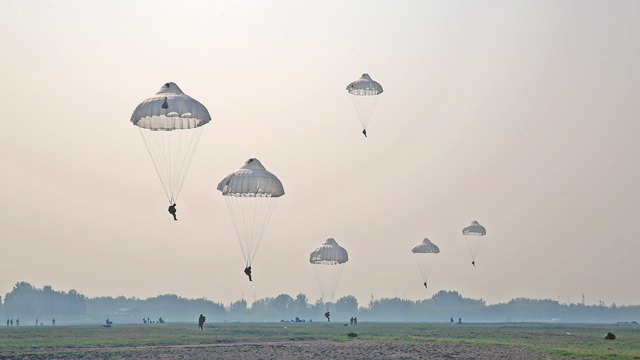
(411, 238), (440, 286)
(462, 221), (486, 265)
(131, 82), (211, 204)
(310, 238), (348, 311)
(217, 158), (285, 269)
(346, 73), (383, 134)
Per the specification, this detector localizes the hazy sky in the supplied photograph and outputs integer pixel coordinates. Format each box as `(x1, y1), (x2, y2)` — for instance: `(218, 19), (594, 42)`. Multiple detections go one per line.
(2, 1), (639, 308)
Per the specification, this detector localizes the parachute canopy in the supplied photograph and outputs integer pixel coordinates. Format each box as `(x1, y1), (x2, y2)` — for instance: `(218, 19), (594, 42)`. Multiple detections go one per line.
(131, 82), (210, 205)
(217, 158), (284, 269)
(310, 238), (349, 265)
(310, 238), (348, 311)
(346, 73), (384, 96)
(217, 158), (285, 197)
(346, 73), (383, 134)
(412, 238), (440, 254)
(462, 221), (486, 236)
(131, 82), (211, 130)
(462, 221), (486, 265)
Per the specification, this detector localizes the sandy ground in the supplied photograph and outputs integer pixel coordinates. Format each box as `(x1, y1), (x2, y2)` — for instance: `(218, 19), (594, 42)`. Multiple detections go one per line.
(0, 338), (577, 359)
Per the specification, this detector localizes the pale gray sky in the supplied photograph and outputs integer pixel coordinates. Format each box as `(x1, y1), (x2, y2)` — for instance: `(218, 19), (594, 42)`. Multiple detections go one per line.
(1, 0), (639, 307)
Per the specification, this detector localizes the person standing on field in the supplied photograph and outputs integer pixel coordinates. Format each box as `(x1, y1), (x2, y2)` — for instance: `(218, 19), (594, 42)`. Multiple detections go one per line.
(198, 314), (206, 330)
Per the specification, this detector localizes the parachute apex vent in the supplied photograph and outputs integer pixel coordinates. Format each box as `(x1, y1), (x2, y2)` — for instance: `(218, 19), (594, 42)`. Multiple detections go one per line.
(240, 158), (266, 170)
(324, 238), (338, 245)
(155, 82), (185, 95)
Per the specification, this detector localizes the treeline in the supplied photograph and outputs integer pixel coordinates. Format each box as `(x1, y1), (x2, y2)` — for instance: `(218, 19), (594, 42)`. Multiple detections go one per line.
(1, 282), (639, 324)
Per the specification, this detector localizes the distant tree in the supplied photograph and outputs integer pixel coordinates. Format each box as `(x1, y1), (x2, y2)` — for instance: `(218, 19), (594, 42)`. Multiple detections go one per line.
(431, 290), (464, 307)
(229, 299), (248, 318)
(273, 294), (294, 317)
(335, 295), (358, 315)
(291, 293), (310, 317)
(4, 282), (86, 317)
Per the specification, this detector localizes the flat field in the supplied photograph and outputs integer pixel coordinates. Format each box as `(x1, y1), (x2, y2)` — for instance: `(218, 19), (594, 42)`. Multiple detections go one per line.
(0, 322), (638, 359)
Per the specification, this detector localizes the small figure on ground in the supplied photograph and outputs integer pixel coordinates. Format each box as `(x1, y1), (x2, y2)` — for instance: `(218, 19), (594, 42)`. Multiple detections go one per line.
(52, 319), (55, 326)
(350, 317), (354, 325)
(106, 319), (112, 325)
(459, 317), (462, 324)
(450, 317), (454, 323)
(16, 319), (19, 326)
(158, 317), (164, 323)
(472, 260), (475, 267)
(354, 317), (357, 325)
(325, 311), (330, 322)
(143, 318), (147, 324)
(198, 314), (206, 330)
(168, 203), (177, 220)
(244, 266), (252, 281)
(10, 319), (13, 326)
(362, 129), (367, 137)
(424, 282), (428, 289)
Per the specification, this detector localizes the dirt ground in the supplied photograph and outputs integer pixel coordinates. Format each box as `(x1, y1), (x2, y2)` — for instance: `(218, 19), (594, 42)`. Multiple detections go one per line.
(0, 338), (576, 359)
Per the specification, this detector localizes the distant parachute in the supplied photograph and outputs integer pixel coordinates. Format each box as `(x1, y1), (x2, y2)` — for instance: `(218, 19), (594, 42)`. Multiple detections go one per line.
(346, 73), (383, 137)
(310, 238), (348, 312)
(131, 82), (211, 206)
(411, 238), (440, 289)
(217, 158), (284, 279)
(462, 221), (486, 267)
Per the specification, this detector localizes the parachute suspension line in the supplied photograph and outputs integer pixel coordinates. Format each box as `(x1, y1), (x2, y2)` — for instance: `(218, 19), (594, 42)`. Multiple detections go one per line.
(139, 128), (172, 203)
(225, 196), (249, 266)
(224, 195), (279, 267)
(312, 264), (345, 312)
(464, 236), (482, 261)
(350, 94), (379, 131)
(171, 127), (203, 204)
(138, 127), (203, 204)
(413, 254), (437, 284)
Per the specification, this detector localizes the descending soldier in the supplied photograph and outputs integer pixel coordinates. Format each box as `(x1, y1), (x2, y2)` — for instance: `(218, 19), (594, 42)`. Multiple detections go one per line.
(168, 203), (177, 221)
(362, 129), (367, 137)
(324, 311), (330, 322)
(423, 282), (428, 289)
(244, 266), (252, 281)
(472, 261), (475, 267)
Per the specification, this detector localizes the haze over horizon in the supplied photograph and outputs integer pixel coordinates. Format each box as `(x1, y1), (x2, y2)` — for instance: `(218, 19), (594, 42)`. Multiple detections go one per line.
(1, 1), (639, 308)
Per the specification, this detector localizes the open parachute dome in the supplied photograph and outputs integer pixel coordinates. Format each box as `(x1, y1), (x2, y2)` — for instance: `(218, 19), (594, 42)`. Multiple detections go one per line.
(412, 238), (440, 288)
(131, 82), (211, 130)
(310, 238), (349, 265)
(310, 238), (348, 311)
(346, 73), (383, 134)
(217, 158), (285, 197)
(217, 158), (284, 270)
(346, 73), (384, 96)
(462, 221), (486, 265)
(462, 221), (486, 236)
(131, 82), (211, 204)
(412, 238), (440, 254)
